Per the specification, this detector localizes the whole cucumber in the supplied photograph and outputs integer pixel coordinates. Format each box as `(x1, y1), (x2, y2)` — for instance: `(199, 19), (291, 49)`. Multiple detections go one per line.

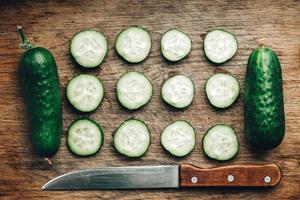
(17, 26), (61, 157)
(244, 44), (285, 149)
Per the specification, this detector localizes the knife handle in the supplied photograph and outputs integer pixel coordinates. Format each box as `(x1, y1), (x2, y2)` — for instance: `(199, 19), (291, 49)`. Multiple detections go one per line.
(179, 163), (281, 187)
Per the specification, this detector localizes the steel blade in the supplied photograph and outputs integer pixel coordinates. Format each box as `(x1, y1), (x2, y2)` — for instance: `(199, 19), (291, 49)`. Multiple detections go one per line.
(42, 165), (179, 190)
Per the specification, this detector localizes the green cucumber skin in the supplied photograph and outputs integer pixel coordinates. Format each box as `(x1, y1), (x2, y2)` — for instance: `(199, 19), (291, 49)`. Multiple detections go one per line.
(244, 47), (285, 149)
(19, 47), (62, 157)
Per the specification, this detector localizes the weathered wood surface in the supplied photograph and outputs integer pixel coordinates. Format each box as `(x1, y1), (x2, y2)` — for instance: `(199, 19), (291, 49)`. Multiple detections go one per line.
(0, 0), (299, 199)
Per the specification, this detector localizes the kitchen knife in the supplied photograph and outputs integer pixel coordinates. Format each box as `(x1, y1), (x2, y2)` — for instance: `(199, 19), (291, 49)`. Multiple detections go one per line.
(42, 163), (281, 190)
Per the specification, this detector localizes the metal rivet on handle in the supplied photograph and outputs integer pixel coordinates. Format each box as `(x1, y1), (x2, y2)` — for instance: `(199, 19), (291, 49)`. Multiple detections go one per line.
(191, 176), (198, 183)
(264, 176), (271, 183)
(227, 175), (234, 182)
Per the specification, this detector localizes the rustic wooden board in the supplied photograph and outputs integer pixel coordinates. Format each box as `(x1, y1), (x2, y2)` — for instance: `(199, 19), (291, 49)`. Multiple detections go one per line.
(0, 0), (299, 199)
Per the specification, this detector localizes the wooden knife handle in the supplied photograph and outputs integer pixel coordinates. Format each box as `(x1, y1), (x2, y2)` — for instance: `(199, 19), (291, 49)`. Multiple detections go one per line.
(180, 163), (281, 187)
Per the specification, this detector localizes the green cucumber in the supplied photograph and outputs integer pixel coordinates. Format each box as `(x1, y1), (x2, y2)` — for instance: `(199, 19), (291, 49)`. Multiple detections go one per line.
(244, 44), (285, 149)
(17, 26), (62, 157)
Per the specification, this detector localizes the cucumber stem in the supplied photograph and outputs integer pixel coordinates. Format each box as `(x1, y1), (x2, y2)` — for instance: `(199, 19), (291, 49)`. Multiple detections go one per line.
(44, 157), (52, 165)
(258, 38), (265, 48)
(17, 25), (33, 49)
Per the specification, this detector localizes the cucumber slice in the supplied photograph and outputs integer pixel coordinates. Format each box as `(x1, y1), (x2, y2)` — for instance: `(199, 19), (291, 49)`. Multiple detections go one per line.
(161, 75), (194, 109)
(161, 120), (195, 157)
(202, 124), (239, 161)
(115, 26), (151, 63)
(161, 29), (192, 62)
(67, 118), (103, 156)
(204, 29), (238, 64)
(114, 119), (150, 158)
(116, 71), (152, 110)
(70, 30), (108, 68)
(66, 74), (104, 112)
(205, 73), (240, 108)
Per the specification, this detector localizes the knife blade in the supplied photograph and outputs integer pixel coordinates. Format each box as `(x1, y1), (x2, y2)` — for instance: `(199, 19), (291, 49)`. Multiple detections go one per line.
(43, 165), (179, 190)
(42, 163), (281, 190)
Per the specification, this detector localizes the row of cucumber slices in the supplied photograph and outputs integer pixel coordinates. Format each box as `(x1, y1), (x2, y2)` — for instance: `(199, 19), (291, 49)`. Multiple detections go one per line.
(67, 26), (240, 162)
(67, 118), (239, 161)
(66, 72), (240, 112)
(70, 27), (238, 67)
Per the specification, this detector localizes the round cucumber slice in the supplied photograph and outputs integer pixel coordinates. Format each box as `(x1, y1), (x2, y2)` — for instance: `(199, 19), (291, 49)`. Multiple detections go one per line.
(161, 29), (192, 62)
(204, 29), (238, 64)
(205, 73), (240, 108)
(67, 118), (103, 156)
(66, 74), (104, 112)
(115, 26), (151, 63)
(114, 119), (150, 158)
(116, 71), (152, 110)
(161, 75), (194, 109)
(70, 30), (108, 68)
(161, 120), (195, 157)
(202, 124), (239, 161)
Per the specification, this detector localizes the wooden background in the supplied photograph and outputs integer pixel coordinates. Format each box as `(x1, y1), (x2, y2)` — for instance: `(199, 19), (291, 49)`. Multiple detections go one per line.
(0, 0), (299, 199)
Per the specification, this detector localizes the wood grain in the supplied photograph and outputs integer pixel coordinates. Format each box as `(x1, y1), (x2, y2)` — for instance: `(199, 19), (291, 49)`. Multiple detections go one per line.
(0, 0), (299, 199)
(180, 163), (281, 187)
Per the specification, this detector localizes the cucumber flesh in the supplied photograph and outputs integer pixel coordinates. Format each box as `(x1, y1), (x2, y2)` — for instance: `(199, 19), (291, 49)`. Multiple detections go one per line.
(67, 74), (104, 112)
(162, 75), (194, 109)
(204, 29), (238, 64)
(114, 119), (150, 158)
(205, 73), (240, 108)
(70, 30), (108, 68)
(115, 27), (151, 63)
(161, 120), (195, 157)
(117, 71), (152, 110)
(67, 118), (103, 156)
(161, 29), (192, 62)
(202, 124), (239, 161)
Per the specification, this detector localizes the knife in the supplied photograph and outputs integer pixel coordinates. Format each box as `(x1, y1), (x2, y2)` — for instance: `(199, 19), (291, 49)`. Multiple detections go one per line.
(42, 163), (281, 190)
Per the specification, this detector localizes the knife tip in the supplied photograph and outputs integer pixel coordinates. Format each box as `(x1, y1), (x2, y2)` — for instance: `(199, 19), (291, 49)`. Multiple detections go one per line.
(42, 182), (50, 190)
(42, 178), (58, 190)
